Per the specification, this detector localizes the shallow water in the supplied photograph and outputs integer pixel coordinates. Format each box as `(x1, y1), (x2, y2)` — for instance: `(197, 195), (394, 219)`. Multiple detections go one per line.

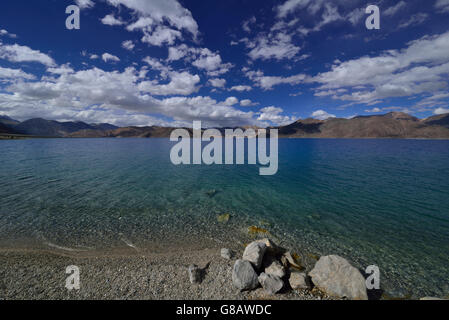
(1, 138), (449, 297)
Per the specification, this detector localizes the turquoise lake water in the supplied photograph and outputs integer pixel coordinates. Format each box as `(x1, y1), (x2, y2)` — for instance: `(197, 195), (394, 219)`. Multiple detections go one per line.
(1, 138), (449, 297)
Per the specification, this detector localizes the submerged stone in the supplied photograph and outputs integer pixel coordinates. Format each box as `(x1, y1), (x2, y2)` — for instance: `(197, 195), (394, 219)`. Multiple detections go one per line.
(217, 213), (230, 223)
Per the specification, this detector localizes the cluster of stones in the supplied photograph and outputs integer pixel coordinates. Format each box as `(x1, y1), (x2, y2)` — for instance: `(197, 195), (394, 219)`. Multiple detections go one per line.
(227, 238), (369, 300)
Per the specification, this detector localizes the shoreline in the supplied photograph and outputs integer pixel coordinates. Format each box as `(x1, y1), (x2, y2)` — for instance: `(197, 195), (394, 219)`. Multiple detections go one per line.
(0, 244), (331, 300)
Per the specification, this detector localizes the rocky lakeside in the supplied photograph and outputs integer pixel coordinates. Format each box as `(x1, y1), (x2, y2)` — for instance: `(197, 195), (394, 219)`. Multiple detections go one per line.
(0, 237), (445, 300)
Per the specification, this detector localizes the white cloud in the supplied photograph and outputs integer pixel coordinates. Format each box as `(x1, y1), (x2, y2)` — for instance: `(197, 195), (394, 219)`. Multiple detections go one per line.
(246, 70), (306, 90)
(126, 17), (154, 31)
(142, 56), (171, 78)
(138, 71), (200, 96)
(246, 32), (301, 61)
(258, 106), (294, 126)
(242, 16), (256, 33)
(346, 8), (365, 26)
(230, 85), (252, 92)
(102, 53), (120, 63)
(90, 54), (99, 60)
(101, 14), (125, 26)
(311, 110), (336, 120)
(434, 107), (449, 115)
(141, 26), (182, 46)
(167, 45), (188, 61)
(47, 64), (75, 75)
(224, 97), (239, 106)
(208, 78), (226, 88)
(191, 48), (233, 76)
(276, 0), (343, 34)
(384, 1), (406, 16)
(240, 99), (258, 107)
(0, 66), (35, 80)
(0, 42), (55, 66)
(365, 107), (381, 113)
(276, 0), (310, 18)
(0, 29), (17, 38)
(435, 0), (449, 13)
(121, 40), (135, 51)
(0, 66), (260, 128)
(311, 31), (449, 104)
(106, 0), (199, 38)
(75, 0), (95, 9)
(398, 13), (428, 29)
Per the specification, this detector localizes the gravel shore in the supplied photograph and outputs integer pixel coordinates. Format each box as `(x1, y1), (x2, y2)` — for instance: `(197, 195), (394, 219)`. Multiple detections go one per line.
(0, 245), (329, 300)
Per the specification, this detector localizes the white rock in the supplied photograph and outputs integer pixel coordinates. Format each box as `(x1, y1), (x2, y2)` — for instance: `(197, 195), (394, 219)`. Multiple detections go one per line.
(309, 255), (368, 300)
(258, 272), (284, 295)
(243, 241), (267, 269)
(221, 248), (233, 260)
(188, 264), (202, 284)
(232, 259), (259, 291)
(289, 272), (310, 290)
(265, 260), (286, 278)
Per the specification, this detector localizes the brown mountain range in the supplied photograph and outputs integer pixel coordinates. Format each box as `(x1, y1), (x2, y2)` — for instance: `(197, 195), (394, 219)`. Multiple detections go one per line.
(1, 112), (449, 139)
(277, 112), (449, 139)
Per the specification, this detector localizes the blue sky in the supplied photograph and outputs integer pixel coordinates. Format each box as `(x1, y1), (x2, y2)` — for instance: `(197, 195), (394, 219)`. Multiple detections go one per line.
(0, 0), (448, 127)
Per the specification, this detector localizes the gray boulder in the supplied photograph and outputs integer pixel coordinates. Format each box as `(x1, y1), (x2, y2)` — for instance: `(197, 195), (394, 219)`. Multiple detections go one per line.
(221, 248), (233, 260)
(243, 241), (267, 269)
(289, 272), (311, 290)
(309, 255), (368, 300)
(258, 272), (284, 295)
(232, 259), (259, 291)
(188, 264), (202, 284)
(265, 260), (286, 278)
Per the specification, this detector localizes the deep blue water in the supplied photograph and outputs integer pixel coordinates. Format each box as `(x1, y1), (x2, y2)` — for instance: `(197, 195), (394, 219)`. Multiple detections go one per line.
(1, 138), (449, 297)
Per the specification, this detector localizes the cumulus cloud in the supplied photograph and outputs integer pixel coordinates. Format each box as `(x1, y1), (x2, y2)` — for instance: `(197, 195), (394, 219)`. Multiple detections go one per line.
(246, 32), (301, 61)
(258, 106), (294, 126)
(434, 107), (449, 115)
(106, 0), (199, 38)
(0, 66), (35, 80)
(0, 42), (55, 66)
(230, 85), (252, 92)
(75, 0), (95, 9)
(240, 99), (258, 107)
(311, 110), (336, 120)
(208, 78), (226, 88)
(141, 26), (182, 46)
(224, 97), (239, 106)
(138, 71), (200, 96)
(0, 65), (261, 127)
(166, 45), (233, 76)
(246, 70), (306, 90)
(101, 14), (125, 26)
(311, 31), (449, 104)
(102, 53), (120, 63)
(121, 40), (135, 51)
